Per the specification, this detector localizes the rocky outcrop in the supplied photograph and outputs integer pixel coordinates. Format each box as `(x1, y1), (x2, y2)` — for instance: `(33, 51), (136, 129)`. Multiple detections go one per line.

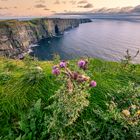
(0, 18), (91, 58)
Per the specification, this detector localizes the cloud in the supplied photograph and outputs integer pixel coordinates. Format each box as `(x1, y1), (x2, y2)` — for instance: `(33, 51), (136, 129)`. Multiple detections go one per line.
(132, 5), (140, 13)
(62, 1), (66, 4)
(78, 3), (93, 8)
(34, 4), (46, 8)
(78, 0), (87, 4)
(27, 8), (31, 10)
(91, 6), (140, 14)
(91, 7), (120, 13)
(35, 0), (45, 3)
(54, 0), (60, 4)
(69, 0), (76, 5)
(57, 5), (140, 15)
(0, 6), (17, 10)
(119, 7), (133, 13)
(54, 0), (67, 5)
(0, 7), (8, 10)
(51, 10), (56, 13)
(44, 8), (50, 11)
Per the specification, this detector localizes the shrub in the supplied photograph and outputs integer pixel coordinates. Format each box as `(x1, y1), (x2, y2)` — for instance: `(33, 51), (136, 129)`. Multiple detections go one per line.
(45, 59), (96, 139)
(9, 59), (97, 140)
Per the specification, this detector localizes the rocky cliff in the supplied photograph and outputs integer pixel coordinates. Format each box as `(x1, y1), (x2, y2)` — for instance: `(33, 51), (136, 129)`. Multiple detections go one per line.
(0, 18), (91, 58)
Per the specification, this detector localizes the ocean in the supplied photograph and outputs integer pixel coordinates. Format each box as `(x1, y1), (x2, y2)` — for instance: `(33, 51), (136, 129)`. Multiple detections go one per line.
(31, 19), (140, 63)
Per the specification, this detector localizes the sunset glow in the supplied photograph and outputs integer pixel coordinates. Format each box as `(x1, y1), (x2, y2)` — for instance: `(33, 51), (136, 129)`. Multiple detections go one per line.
(0, 0), (140, 17)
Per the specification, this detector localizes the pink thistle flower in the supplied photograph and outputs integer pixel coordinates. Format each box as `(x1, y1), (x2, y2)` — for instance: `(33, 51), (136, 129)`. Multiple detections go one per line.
(78, 60), (86, 68)
(53, 65), (58, 69)
(52, 67), (60, 76)
(60, 61), (66, 68)
(90, 80), (97, 87)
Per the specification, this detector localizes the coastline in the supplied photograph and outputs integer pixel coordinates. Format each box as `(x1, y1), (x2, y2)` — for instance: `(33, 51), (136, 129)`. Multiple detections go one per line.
(0, 18), (92, 59)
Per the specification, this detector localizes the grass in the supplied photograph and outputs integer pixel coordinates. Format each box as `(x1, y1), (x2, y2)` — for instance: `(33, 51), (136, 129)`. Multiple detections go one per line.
(0, 56), (140, 140)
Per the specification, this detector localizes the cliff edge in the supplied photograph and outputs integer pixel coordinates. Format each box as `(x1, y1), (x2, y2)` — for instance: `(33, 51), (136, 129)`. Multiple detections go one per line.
(0, 18), (91, 58)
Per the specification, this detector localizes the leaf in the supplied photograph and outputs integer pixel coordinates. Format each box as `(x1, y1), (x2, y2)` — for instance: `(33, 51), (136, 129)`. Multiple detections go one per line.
(15, 135), (22, 140)
(34, 99), (41, 113)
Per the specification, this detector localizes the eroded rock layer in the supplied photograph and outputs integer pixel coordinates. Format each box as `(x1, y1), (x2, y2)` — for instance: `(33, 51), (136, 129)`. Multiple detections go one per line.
(0, 18), (91, 58)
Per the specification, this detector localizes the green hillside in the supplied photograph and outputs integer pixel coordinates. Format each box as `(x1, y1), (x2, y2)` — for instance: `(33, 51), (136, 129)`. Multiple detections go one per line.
(0, 56), (140, 140)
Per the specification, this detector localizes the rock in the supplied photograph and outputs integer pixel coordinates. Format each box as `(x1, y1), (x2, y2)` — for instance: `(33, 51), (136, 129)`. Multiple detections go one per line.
(0, 18), (92, 58)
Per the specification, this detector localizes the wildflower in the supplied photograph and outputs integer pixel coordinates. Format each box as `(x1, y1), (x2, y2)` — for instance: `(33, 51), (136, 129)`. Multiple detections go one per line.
(53, 65), (58, 69)
(122, 109), (130, 117)
(60, 61), (66, 68)
(72, 72), (79, 80)
(35, 66), (43, 72)
(77, 75), (86, 83)
(131, 105), (137, 110)
(90, 80), (97, 87)
(136, 110), (140, 116)
(52, 66), (60, 76)
(78, 60), (86, 68)
(18, 54), (24, 60)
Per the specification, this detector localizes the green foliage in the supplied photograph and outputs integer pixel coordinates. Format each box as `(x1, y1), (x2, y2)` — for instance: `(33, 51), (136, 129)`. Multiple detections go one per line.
(17, 99), (46, 140)
(0, 57), (140, 139)
(88, 82), (140, 140)
(45, 82), (89, 139)
(23, 54), (39, 68)
(53, 54), (61, 64)
(0, 72), (12, 85)
(121, 49), (139, 67)
(112, 82), (140, 109)
(52, 82), (139, 140)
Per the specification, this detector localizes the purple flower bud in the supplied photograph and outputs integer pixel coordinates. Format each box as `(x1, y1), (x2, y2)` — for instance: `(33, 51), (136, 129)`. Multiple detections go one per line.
(90, 81), (97, 87)
(72, 72), (79, 80)
(78, 60), (86, 68)
(53, 65), (58, 69)
(18, 54), (24, 60)
(60, 61), (66, 68)
(52, 67), (60, 76)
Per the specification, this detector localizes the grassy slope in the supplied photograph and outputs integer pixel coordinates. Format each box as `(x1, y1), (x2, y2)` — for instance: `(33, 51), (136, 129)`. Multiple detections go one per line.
(0, 56), (140, 139)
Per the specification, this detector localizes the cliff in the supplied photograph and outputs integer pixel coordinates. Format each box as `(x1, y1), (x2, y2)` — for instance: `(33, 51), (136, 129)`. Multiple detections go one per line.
(0, 18), (91, 58)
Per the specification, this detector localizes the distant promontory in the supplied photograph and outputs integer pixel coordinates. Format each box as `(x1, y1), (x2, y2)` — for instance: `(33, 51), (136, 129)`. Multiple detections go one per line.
(0, 18), (91, 58)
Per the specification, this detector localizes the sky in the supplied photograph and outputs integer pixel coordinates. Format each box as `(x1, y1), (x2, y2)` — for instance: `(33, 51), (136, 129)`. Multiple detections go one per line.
(0, 0), (140, 17)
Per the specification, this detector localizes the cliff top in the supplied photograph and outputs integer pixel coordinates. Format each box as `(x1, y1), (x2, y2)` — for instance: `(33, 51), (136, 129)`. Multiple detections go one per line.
(0, 18), (91, 27)
(0, 56), (140, 139)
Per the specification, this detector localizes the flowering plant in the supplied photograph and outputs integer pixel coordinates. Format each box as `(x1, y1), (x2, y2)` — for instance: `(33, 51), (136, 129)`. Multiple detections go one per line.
(45, 59), (97, 137)
(52, 59), (97, 88)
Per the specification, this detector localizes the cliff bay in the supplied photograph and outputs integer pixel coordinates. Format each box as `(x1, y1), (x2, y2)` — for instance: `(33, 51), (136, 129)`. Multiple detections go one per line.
(0, 18), (91, 58)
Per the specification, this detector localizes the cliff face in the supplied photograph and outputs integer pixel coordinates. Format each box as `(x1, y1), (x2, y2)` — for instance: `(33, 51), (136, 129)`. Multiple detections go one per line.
(0, 18), (91, 58)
